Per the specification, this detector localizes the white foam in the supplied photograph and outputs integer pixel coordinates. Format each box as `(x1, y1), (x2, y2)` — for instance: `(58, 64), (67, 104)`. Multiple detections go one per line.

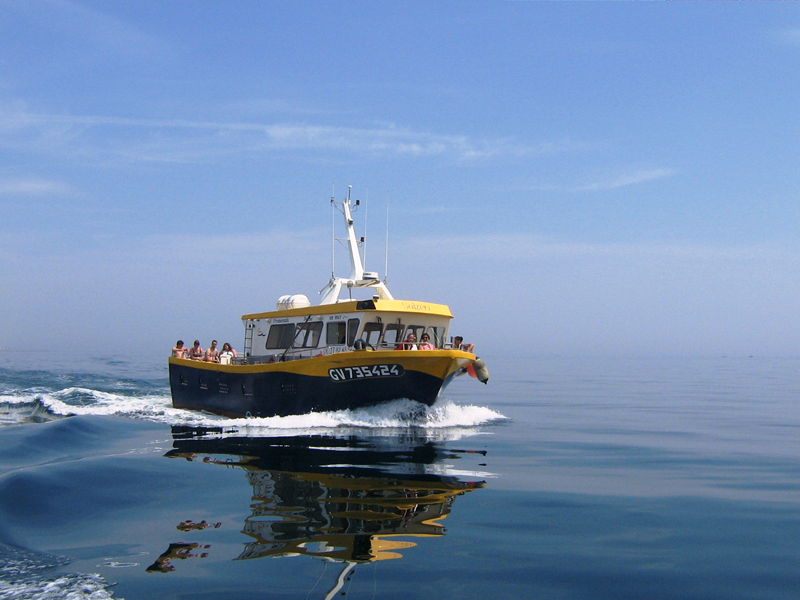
(0, 545), (118, 600)
(1, 389), (506, 434)
(202, 398), (506, 439)
(0, 573), (117, 600)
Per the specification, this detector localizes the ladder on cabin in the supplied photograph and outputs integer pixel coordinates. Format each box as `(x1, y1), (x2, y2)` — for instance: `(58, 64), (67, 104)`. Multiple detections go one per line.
(243, 322), (254, 358)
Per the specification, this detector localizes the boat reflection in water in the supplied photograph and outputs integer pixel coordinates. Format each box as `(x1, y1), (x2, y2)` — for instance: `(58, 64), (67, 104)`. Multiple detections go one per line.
(163, 426), (488, 567)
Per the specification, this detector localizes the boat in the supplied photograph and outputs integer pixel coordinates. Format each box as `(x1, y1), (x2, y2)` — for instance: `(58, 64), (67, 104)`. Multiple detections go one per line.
(168, 187), (488, 418)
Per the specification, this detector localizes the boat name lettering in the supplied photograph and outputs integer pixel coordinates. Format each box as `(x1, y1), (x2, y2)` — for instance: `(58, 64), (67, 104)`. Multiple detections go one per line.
(401, 302), (431, 312)
(272, 318), (289, 323)
(329, 364), (404, 382)
(323, 346), (348, 355)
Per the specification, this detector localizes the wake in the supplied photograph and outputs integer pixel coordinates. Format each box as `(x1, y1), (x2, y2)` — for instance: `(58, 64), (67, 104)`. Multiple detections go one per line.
(1, 387), (506, 433)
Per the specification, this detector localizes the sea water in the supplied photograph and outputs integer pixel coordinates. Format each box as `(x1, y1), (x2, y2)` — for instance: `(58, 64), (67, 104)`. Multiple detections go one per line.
(0, 351), (798, 600)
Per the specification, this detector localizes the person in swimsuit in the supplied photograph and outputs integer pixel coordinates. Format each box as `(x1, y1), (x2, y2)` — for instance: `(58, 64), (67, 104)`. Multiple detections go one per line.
(204, 340), (219, 362)
(219, 343), (236, 363)
(188, 340), (204, 360)
(172, 340), (187, 358)
(453, 336), (475, 353)
(418, 333), (435, 350)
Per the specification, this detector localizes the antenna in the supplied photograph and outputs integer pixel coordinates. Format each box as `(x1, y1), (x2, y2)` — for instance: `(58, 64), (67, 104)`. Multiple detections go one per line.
(363, 186), (368, 271)
(330, 184), (335, 278)
(384, 195), (390, 283)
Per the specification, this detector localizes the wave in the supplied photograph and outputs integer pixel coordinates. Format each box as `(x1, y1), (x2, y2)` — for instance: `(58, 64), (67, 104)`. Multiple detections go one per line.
(1, 385), (506, 433)
(0, 543), (115, 600)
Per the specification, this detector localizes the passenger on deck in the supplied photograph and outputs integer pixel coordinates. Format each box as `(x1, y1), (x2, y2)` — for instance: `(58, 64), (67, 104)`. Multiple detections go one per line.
(418, 333), (435, 350)
(453, 336), (475, 353)
(188, 340), (204, 360)
(395, 333), (418, 350)
(219, 343), (236, 364)
(204, 340), (219, 363)
(172, 340), (187, 358)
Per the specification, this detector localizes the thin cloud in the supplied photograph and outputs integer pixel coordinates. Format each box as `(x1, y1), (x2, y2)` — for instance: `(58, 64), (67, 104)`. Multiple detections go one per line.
(5, 0), (170, 60)
(222, 98), (351, 118)
(509, 167), (675, 194)
(576, 168), (676, 192)
(400, 232), (799, 264)
(0, 106), (582, 165)
(0, 178), (71, 196)
(774, 27), (800, 47)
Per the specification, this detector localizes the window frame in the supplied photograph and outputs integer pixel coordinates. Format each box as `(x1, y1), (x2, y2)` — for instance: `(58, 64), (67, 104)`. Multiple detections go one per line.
(347, 318), (360, 347)
(294, 321), (323, 348)
(266, 323), (296, 349)
(362, 322), (383, 347)
(381, 323), (405, 348)
(326, 321), (347, 345)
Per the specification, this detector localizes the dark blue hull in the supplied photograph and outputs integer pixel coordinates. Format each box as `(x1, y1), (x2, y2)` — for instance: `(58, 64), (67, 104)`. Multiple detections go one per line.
(168, 354), (465, 418)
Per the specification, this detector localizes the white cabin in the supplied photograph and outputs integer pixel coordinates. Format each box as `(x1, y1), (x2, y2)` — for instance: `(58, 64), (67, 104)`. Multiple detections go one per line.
(242, 299), (453, 362)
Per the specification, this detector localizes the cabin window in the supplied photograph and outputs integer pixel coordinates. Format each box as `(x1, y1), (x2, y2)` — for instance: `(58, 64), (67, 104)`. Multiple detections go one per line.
(428, 327), (446, 348)
(327, 322), (346, 345)
(381, 324), (405, 348)
(362, 322), (383, 346)
(293, 321), (323, 348)
(266, 323), (295, 349)
(406, 325), (425, 341)
(347, 318), (360, 346)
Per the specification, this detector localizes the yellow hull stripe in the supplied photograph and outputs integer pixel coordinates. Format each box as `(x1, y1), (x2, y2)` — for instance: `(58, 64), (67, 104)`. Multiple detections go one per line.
(168, 349), (473, 379)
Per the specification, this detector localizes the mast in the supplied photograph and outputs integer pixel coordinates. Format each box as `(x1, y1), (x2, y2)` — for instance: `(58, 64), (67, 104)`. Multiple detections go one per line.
(322, 561), (357, 600)
(319, 187), (394, 305)
(342, 186), (364, 281)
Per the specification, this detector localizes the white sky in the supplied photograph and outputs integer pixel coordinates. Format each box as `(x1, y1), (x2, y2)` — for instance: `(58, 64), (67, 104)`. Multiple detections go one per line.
(1, 1), (799, 358)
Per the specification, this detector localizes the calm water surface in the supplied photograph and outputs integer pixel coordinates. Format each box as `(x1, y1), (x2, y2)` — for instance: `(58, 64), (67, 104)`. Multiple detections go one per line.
(1, 352), (798, 599)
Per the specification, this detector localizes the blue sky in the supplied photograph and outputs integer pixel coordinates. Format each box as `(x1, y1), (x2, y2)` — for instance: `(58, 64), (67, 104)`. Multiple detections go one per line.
(2, 1), (799, 358)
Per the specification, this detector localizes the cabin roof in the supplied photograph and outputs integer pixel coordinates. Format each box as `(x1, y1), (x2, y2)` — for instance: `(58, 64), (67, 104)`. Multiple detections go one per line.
(241, 299), (453, 321)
